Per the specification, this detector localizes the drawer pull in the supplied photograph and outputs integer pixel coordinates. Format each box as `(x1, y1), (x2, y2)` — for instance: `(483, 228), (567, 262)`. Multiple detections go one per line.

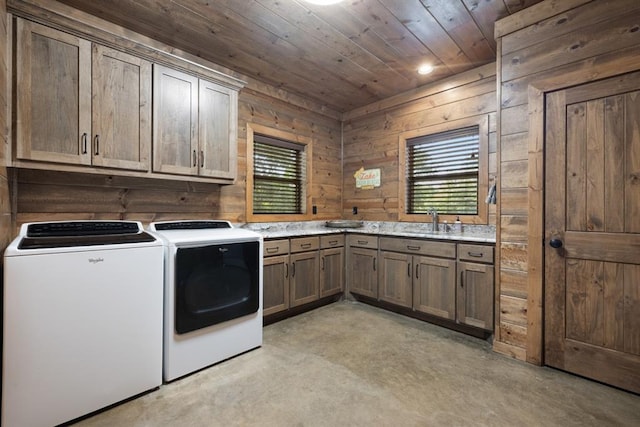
(266, 247), (279, 254)
(329, 240), (338, 245)
(467, 252), (484, 258)
(301, 243), (312, 249)
(357, 240), (369, 245)
(407, 245), (421, 251)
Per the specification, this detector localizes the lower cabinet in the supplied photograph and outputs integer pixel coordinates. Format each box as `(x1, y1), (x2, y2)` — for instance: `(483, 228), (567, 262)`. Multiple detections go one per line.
(320, 235), (345, 298)
(378, 251), (412, 308)
(289, 237), (320, 308)
(375, 236), (494, 333)
(413, 256), (457, 320)
(263, 234), (344, 317)
(263, 240), (290, 317)
(346, 234), (378, 298)
(456, 244), (495, 330)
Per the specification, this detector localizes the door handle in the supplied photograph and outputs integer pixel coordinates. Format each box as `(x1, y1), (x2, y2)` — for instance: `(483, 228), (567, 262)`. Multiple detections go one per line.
(549, 239), (563, 249)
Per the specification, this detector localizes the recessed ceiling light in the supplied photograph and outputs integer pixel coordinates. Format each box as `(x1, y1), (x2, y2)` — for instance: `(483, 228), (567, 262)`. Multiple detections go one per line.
(303, 0), (343, 5)
(418, 64), (434, 75)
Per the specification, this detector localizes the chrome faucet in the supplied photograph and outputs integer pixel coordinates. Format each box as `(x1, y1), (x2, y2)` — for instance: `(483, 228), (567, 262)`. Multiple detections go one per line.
(428, 208), (438, 232)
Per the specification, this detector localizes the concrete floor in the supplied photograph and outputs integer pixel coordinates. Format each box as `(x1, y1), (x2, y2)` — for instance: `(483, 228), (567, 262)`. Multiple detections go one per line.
(74, 301), (640, 426)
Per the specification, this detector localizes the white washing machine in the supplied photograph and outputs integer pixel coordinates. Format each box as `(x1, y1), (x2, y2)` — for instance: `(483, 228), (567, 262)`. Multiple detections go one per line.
(148, 220), (263, 382)
(2, 221), (164, 427)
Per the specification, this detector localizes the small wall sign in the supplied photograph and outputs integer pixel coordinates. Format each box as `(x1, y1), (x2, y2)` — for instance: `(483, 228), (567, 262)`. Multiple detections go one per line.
(354, 167), (381, 189)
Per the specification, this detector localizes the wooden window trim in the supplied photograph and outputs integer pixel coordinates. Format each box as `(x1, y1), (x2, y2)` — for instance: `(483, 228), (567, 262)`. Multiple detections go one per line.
(246, 123), (313, 222)
(398, 116), (489, 224)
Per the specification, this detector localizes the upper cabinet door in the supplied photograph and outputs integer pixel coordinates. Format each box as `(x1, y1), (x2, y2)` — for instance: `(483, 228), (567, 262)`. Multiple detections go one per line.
(152, 65), (199, 175)
(92, 45), (151, 171)
(15, 19), (92, 165)
(198, 80), (237, 179)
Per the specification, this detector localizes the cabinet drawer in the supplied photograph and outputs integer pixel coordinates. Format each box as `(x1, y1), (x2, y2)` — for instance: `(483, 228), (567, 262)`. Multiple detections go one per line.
(379, 237), (456, 259)
(346, 234), (378, 249)
(320, 234), (344, 249)
(263, 239), (289, 257)
(290, 236), (320, 253)
(458, 244), (494, 264)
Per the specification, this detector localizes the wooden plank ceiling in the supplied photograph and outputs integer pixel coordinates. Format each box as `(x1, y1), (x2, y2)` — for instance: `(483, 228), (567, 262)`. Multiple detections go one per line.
(56, 0), (545, 113)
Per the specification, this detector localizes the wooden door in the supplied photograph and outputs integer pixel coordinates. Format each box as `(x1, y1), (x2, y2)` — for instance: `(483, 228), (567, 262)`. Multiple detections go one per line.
(320, 247), (344, 298)
(15, 18), (91, 165)
(457, 261), (494, 330)
(263, 255), (289, 316)
(199, 80), (236, 179)
(545, 72), (640, 394)
(413, 256), (456, 320)
(347, 247), (378, 298)
(152, 65), (198, 175)
(289, 251), (319, 308)
(379, 251), (412, 308)
(92, 45), (151, 171)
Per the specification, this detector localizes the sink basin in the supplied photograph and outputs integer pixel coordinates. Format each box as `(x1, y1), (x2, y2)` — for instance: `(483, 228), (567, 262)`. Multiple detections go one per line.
(325, 220), (364, 229)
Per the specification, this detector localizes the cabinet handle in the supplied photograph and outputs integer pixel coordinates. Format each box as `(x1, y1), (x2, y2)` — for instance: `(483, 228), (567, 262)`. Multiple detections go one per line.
(467, 252), (484, 258)
(373, 257), (376, 271)
(416, 264), (419, 279)
(301, 243), (312, 249)
(357, 240), (368, 245)
(407, 263), (411, 277)
(199, 150), (204, 168)
(81, 133), (88, 154)
(407, 245), (421, 251)
(321, 256), (325, 270)
(329, 240), (338, 245)
(292, 262), (296, 277)
(192, 150), (197, 167)
(94, 135), (100, 155)
(266, 247), (279, 254)
(285, 263), (289, 279)
(460, 271), (464, 288)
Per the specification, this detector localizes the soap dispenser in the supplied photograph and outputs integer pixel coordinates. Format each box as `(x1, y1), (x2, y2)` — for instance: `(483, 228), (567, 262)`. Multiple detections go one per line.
(454, 216), (462, 233)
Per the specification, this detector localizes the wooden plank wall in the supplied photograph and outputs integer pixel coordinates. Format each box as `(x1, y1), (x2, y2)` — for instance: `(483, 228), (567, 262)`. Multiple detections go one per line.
(342, 63), (498, 224)
(495, 0), (640, 361)
(0, 0), (10, 256)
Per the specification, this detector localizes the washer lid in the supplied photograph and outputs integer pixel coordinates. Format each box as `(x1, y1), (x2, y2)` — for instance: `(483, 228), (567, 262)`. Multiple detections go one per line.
(15, 221), (157, 250)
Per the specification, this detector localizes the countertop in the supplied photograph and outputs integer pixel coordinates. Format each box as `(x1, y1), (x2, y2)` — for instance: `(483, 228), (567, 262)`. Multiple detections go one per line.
(239, 221), (496, 244)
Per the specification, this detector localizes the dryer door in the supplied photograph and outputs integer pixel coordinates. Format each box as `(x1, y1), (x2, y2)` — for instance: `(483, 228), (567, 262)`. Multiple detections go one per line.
(174, 241), (260, 334)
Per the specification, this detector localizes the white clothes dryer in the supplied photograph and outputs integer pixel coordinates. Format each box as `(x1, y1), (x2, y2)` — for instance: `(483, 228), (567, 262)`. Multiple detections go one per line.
(148, 220), (263, 382)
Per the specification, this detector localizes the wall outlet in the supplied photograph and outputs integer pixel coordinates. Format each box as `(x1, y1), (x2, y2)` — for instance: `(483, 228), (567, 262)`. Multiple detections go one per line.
(352, 206), (358, 215)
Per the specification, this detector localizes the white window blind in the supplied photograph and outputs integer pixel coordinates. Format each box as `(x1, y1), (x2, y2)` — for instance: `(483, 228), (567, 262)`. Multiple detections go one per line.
(406, 126), (479, 215)
(253, 134), (306, 214)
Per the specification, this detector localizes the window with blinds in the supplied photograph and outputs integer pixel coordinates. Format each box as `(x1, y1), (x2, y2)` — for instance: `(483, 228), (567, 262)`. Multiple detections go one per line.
(406, 126), (479, 215)
(253, 134), (306, 214)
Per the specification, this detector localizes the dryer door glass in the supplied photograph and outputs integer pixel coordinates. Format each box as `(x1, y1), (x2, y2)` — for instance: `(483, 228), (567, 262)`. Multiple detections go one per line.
(175, 241), (260, 334)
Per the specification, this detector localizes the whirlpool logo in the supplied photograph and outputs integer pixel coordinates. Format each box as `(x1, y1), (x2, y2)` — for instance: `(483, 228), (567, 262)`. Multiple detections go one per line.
(88, 258), (105, 264)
